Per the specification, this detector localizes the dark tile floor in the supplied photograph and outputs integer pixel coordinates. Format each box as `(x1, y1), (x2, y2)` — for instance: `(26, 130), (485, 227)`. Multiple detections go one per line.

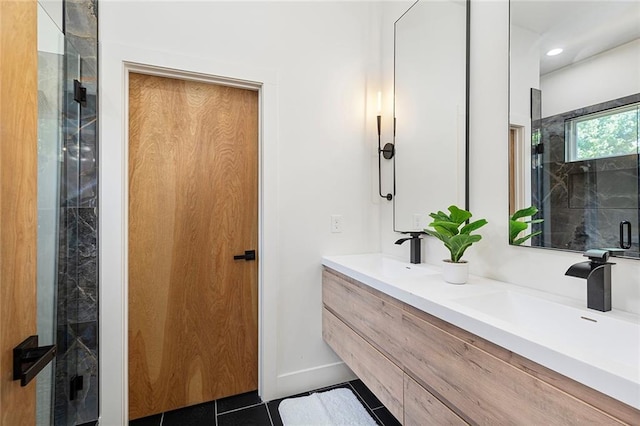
(129, 379), (401, 426)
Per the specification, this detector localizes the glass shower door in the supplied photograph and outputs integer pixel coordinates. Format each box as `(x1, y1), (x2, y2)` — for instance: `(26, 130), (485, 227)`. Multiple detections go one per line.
(36, 1), (99, 424)
(568, 102), (640, 257)
(36, 3), (64, 424)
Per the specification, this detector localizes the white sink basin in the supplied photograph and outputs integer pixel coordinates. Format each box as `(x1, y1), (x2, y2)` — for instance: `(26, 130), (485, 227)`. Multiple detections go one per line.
(453, 290), (640, 373)
(379, 256), (439, 279)
(323, 253), (439, 281)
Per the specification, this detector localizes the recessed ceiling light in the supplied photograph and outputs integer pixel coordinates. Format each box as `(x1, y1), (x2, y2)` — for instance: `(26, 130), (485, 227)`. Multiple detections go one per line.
(546, 48), (563, 56)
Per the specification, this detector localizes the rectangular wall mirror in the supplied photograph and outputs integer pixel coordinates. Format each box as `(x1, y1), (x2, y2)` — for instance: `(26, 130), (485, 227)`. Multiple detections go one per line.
(393, 0), (469, 232)
(509, 0), (640, 259)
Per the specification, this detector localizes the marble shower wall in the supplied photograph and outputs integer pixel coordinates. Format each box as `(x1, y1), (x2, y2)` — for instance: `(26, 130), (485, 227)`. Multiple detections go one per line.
(55, 0), (98, 424)
(533, 94), (639, 258)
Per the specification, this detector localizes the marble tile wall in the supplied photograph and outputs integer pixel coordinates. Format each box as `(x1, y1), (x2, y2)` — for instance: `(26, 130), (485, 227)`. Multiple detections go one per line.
(54, 0), (98, 424)
(532, 94), (639, 258)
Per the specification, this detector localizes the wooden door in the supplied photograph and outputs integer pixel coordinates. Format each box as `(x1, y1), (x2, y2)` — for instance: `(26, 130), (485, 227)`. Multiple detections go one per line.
(128, 73), (259, 420)
(0, 1), (38, 424)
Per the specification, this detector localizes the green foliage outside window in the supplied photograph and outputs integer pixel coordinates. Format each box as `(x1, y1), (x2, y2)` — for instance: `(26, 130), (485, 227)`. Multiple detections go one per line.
(567, 103), (639, 161)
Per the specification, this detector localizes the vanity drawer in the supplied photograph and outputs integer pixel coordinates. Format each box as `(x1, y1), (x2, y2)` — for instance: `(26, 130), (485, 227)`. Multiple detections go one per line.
(404, 374), (467, 426)
(402, 310), (624, 425)
(322, 268), (404, 364)
(323, 308), (404, 422)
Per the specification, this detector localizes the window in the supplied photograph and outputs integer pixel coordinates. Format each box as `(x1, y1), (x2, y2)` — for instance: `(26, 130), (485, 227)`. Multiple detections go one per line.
(565, 102), (639, 162)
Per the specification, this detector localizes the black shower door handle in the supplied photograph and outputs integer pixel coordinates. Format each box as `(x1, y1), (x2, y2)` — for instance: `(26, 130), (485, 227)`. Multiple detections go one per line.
(620, 221), (632, 250)
(233, 250), (256, 261)
(13, 335), (57, 387)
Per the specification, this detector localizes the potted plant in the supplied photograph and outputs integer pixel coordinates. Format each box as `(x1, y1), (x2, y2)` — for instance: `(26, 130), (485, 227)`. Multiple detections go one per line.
(424, 205), (488, 284)
(509, 206), (543, 245)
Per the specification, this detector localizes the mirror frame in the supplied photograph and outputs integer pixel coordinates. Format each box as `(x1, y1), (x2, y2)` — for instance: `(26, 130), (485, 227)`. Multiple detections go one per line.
(392, 0), (470, 234)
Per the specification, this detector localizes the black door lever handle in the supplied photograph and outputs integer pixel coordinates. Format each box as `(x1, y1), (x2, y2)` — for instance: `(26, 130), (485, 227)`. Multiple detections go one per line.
(13, 336), (57, 387)
(234, 250), (256, 261)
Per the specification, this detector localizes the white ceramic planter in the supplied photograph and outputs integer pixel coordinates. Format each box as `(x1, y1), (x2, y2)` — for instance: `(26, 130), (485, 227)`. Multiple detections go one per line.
(442, 260), (468, 284)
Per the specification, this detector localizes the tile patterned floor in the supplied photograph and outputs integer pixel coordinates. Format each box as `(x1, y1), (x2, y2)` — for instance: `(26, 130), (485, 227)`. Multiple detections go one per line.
(129, 379), (401, 426)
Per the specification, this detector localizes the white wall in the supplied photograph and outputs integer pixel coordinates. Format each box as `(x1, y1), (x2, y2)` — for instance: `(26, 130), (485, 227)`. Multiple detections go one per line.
(542, 39), (640, 117)
(382, 1), (639, 316)
(100, 2), (382, 423)
(509, 24), (539, 128)
(508, 25), (538, 217)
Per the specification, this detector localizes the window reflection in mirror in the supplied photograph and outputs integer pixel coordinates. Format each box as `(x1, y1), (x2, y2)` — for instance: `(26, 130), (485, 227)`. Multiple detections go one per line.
(509, 0), (640, 259)
(393, 0), (468, 232)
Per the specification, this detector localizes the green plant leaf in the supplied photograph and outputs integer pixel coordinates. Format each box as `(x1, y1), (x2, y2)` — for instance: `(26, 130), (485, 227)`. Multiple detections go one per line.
(447, 234), (482, 262)
(424, 229), (450, 245)
(447, 205), (471, 225)
(511, 206), (538, 221)
(509, 220), (528, 241)
(512, 230), (542, 246)
(431, 221), (460, 237)
(429, 210), (451, 222)
(460, 219), (488, 235)
(509, 205), (544, 245)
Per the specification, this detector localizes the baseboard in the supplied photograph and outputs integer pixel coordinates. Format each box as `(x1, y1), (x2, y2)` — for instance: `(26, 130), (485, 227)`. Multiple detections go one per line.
(272, 361), (356, 401)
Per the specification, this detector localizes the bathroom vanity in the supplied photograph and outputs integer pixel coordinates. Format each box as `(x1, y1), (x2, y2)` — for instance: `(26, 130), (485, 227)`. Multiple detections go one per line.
(321, 254), (640, 425)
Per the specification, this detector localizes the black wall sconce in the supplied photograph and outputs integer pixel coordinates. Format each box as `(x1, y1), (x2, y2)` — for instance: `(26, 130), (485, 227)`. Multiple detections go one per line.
(377, 114), (395, 201)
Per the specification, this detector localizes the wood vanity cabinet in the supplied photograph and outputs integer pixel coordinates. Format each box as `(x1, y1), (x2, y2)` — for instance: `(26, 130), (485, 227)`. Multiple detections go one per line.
(322, 267), (640, 425)
(404, 374), (466, 426)
(323, 309), (404, 420)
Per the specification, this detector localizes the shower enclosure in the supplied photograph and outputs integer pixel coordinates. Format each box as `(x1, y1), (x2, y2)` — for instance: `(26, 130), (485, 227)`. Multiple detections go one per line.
(36, 0), (98, 424)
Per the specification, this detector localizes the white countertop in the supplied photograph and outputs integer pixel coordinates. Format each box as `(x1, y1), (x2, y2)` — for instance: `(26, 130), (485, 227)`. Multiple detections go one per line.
(322, 253), (640, 410)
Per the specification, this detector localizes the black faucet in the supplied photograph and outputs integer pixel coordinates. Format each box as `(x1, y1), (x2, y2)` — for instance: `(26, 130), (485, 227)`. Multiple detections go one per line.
(395, 232), (424, 264)
(565, 249), (615, 312)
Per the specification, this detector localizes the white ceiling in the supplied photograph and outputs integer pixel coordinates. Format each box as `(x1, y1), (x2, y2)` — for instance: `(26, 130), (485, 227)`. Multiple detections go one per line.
(510, 0), (640, 75)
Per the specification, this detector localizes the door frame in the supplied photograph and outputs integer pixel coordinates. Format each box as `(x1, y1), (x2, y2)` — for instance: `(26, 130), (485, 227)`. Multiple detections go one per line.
(100, 43), (279, 424)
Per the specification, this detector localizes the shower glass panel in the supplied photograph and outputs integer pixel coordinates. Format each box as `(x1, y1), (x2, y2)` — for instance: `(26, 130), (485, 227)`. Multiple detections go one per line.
(37, 0), (99, 423)
(54, 0), (100, 420)
(533, 100), (640, 256)
(36, 3), (64, 425)
(52, 37), (82, 425)
(569, 104), (640, 254)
